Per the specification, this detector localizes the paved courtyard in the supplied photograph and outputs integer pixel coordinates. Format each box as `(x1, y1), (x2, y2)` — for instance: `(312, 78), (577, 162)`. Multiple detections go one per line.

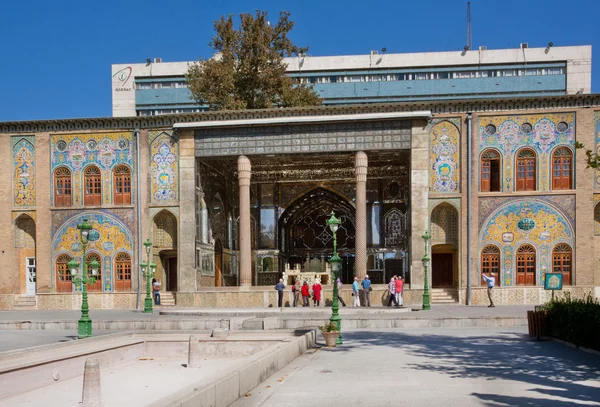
(232, 326), (600, 407)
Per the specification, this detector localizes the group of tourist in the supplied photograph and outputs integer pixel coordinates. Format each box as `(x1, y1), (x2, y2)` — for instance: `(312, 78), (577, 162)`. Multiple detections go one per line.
(274, 274), (406, 308)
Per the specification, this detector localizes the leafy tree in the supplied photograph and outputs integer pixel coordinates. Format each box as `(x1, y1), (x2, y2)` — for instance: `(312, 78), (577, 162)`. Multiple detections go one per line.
(574, 141), (600, 169)
(186, 10), (321, 110)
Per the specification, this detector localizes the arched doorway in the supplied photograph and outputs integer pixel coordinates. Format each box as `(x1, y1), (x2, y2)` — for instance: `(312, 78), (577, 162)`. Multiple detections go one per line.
(430, 203), (458, 287)
(15, 214), (36, 295)
(214, 240), (223, 287)
(153, 210), (178, 292)
(279, 188), (355, 284)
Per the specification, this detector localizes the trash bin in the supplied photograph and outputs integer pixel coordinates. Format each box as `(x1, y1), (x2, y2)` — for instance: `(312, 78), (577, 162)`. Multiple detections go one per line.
(527, 310), (548, 340)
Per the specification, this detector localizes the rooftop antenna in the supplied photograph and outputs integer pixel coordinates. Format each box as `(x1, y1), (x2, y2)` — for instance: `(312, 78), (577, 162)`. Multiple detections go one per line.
(466, 2), (472, 51)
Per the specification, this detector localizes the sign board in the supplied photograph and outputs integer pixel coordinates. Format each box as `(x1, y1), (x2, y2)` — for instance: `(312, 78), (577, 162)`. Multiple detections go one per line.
(544, 273), (563, 291)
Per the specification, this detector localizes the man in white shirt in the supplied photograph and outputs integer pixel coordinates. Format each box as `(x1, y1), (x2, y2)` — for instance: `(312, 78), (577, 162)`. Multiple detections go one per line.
(482, 272), (496, 308)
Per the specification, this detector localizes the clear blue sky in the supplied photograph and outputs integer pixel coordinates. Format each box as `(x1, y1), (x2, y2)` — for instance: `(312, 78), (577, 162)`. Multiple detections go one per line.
(0, 0), (597, 121)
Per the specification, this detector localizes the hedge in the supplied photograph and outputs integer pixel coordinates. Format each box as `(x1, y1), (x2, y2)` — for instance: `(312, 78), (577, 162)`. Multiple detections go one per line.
(546, 292), (600, 352)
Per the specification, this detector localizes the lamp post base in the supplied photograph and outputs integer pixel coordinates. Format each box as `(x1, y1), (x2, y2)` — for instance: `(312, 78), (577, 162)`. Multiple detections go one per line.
(330, 314), (343, 345)
(144, 296), (153, 313)
(78, 318), (92, 339)
(422, 292), (431, 311)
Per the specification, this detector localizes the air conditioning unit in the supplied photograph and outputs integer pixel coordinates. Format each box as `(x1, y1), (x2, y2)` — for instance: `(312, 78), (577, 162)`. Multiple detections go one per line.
(520, 43), (528, 49)
(154, 57), (162, 63)
(479, 46), (487, 51)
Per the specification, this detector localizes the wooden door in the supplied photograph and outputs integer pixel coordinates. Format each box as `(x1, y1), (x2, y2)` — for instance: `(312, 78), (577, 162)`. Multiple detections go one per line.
(432, 253), (453, 287)
(114, 253), (132, 292)
(516, 245), (536, 285)
(167, 257), (177, 291)
(56, 254), (72, 292)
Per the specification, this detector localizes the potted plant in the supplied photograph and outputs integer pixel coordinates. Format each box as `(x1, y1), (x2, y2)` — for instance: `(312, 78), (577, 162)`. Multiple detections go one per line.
(319, 321), (340, 347)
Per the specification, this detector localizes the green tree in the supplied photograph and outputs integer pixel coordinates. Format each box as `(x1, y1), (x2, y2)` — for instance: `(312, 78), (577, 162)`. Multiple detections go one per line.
(186, 10), (321, 110)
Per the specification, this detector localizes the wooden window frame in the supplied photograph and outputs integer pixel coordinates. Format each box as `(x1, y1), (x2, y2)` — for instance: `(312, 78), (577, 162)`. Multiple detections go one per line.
(516, 149), (537, 191)
(113, 165), (132, 205)
(552, 147), (573, 190)
(54, 167), (72, 207)
(56, 254), (72, 292)
(481, 150), (501, 192)
(114, 252), (132, 292)
(480, 245), (500, 285)
(84, 166), (102, 206)
(516, 244), (536, 285)
(552, 243), (572, 285)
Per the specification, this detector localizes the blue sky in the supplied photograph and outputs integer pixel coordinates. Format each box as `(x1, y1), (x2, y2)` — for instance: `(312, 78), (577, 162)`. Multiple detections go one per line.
(0, 0), (597, 121)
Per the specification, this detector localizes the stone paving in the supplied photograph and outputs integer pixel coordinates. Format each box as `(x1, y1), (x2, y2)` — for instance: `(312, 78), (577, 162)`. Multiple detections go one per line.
(231, 326), (600, 407)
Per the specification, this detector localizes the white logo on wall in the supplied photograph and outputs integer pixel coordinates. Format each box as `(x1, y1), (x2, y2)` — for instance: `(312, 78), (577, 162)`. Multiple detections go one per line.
(113, 67), (133, 92)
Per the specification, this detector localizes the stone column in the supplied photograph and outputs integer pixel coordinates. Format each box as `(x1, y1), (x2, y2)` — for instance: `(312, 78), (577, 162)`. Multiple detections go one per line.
(410, 120), (430, 289)
(238, 156), (252, 288)
(178, 130), (196, 293)
(355, 151), (368, 279)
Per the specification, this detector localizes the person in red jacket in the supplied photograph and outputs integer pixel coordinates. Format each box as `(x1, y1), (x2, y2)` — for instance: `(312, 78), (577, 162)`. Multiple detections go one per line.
(312, 278), (323, 307)
(301, 281), (310, 307)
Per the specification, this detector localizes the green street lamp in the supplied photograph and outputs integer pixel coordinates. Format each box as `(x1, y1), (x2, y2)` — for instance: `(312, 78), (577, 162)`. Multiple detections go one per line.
(69, 218), (99, 339)
(141, 238), (156, 313)
(327, 211), (343, 345)
(422, 230), (431, 311)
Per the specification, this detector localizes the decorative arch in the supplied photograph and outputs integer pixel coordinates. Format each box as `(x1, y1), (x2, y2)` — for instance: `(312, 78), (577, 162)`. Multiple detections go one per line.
(154, 210), (178, 249)
(515, 148), (537, 191)
(480, 148), (502, 192)
(152, 209), (178, 292)
(15, 214), (36, 249)
(279, 188), (355, 255)
(430, 203), (458, 246)
(551, 146), (573, 190)
(384, 209), (406, 248)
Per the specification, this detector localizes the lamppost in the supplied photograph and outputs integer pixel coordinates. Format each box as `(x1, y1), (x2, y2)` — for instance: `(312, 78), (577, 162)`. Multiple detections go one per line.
(422, 230), (431, 311)
(327, 211), (343, 345)
(67, 218), (100, 339)
(140, 238), (157, 313)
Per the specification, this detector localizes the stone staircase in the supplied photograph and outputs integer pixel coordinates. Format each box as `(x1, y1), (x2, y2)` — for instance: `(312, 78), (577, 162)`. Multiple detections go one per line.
(430, 288), (458, 304)
(13, 295), (37, 310)
(157, 291), (176, 307)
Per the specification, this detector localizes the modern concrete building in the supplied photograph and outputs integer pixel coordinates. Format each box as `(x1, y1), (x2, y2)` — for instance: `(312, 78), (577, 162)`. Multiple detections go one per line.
(1, 93), (600, 310)
(112, 45), (592, 117)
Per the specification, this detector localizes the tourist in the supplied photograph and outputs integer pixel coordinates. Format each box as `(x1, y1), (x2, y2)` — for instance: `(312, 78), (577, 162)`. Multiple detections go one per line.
(301, 281), (310, 307)
(336, 278), (346, 307)
(292, 278), (301, 307)
(352, 276), (360, 307)
(395, 275), (404, 306)
(275, 278), (286, 307)
(482, 272), (496, 307)
(152, 278), (161, 305)
(361, 275), (371, 307)
(312, 278), (322, 307)
(387, 277), (399, 307)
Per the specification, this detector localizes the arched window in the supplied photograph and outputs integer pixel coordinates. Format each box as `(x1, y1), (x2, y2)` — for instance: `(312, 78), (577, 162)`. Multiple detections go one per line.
(516, 149), (537, 191)
(86, 252), (103, 292)
(552, 244), (572, 285)
(114, 252), (132, 291)
(552, 147), (573, 190)
(113, 165), (131, 205)
(84, 166), (102, 206)
(481, 150), (501, 192)
(480, 245), (500, 285)
(56, 254), (72, 292)
(54, 167), (72, 207)
(516, 245), (536, 285)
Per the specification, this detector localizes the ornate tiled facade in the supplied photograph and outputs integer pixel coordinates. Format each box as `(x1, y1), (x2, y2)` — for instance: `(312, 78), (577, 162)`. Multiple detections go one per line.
(149, 131), (179, 203)
(12, 136), (35, 207)
(429, 119), (460, 193)
(479, 113), (575, 192)
(51, 132), (133, 206)
(479, 199), (574, 287)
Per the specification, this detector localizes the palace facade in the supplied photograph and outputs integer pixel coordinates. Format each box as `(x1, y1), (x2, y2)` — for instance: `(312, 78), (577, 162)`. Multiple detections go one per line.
(1, 94), (599, 309)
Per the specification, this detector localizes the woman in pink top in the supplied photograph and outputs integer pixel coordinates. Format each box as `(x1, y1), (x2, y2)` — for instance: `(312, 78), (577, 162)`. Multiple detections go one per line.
(312, 279), (322, 307)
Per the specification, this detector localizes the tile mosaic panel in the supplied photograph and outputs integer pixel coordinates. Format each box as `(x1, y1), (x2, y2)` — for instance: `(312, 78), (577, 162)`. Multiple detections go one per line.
(12, 136), (35, 207)
(479, 199), (574, 287)
(194, 120), (411, 157)
(149, 131), (178, 203)
(429, 119), (460, 193)
(52, 211), (134, 292)
(51, 133), (133, 206)
(479, 113), (575, 191)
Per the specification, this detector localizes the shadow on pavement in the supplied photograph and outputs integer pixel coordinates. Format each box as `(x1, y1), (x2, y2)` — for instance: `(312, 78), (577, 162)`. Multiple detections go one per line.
(330, 330), (600, 406)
